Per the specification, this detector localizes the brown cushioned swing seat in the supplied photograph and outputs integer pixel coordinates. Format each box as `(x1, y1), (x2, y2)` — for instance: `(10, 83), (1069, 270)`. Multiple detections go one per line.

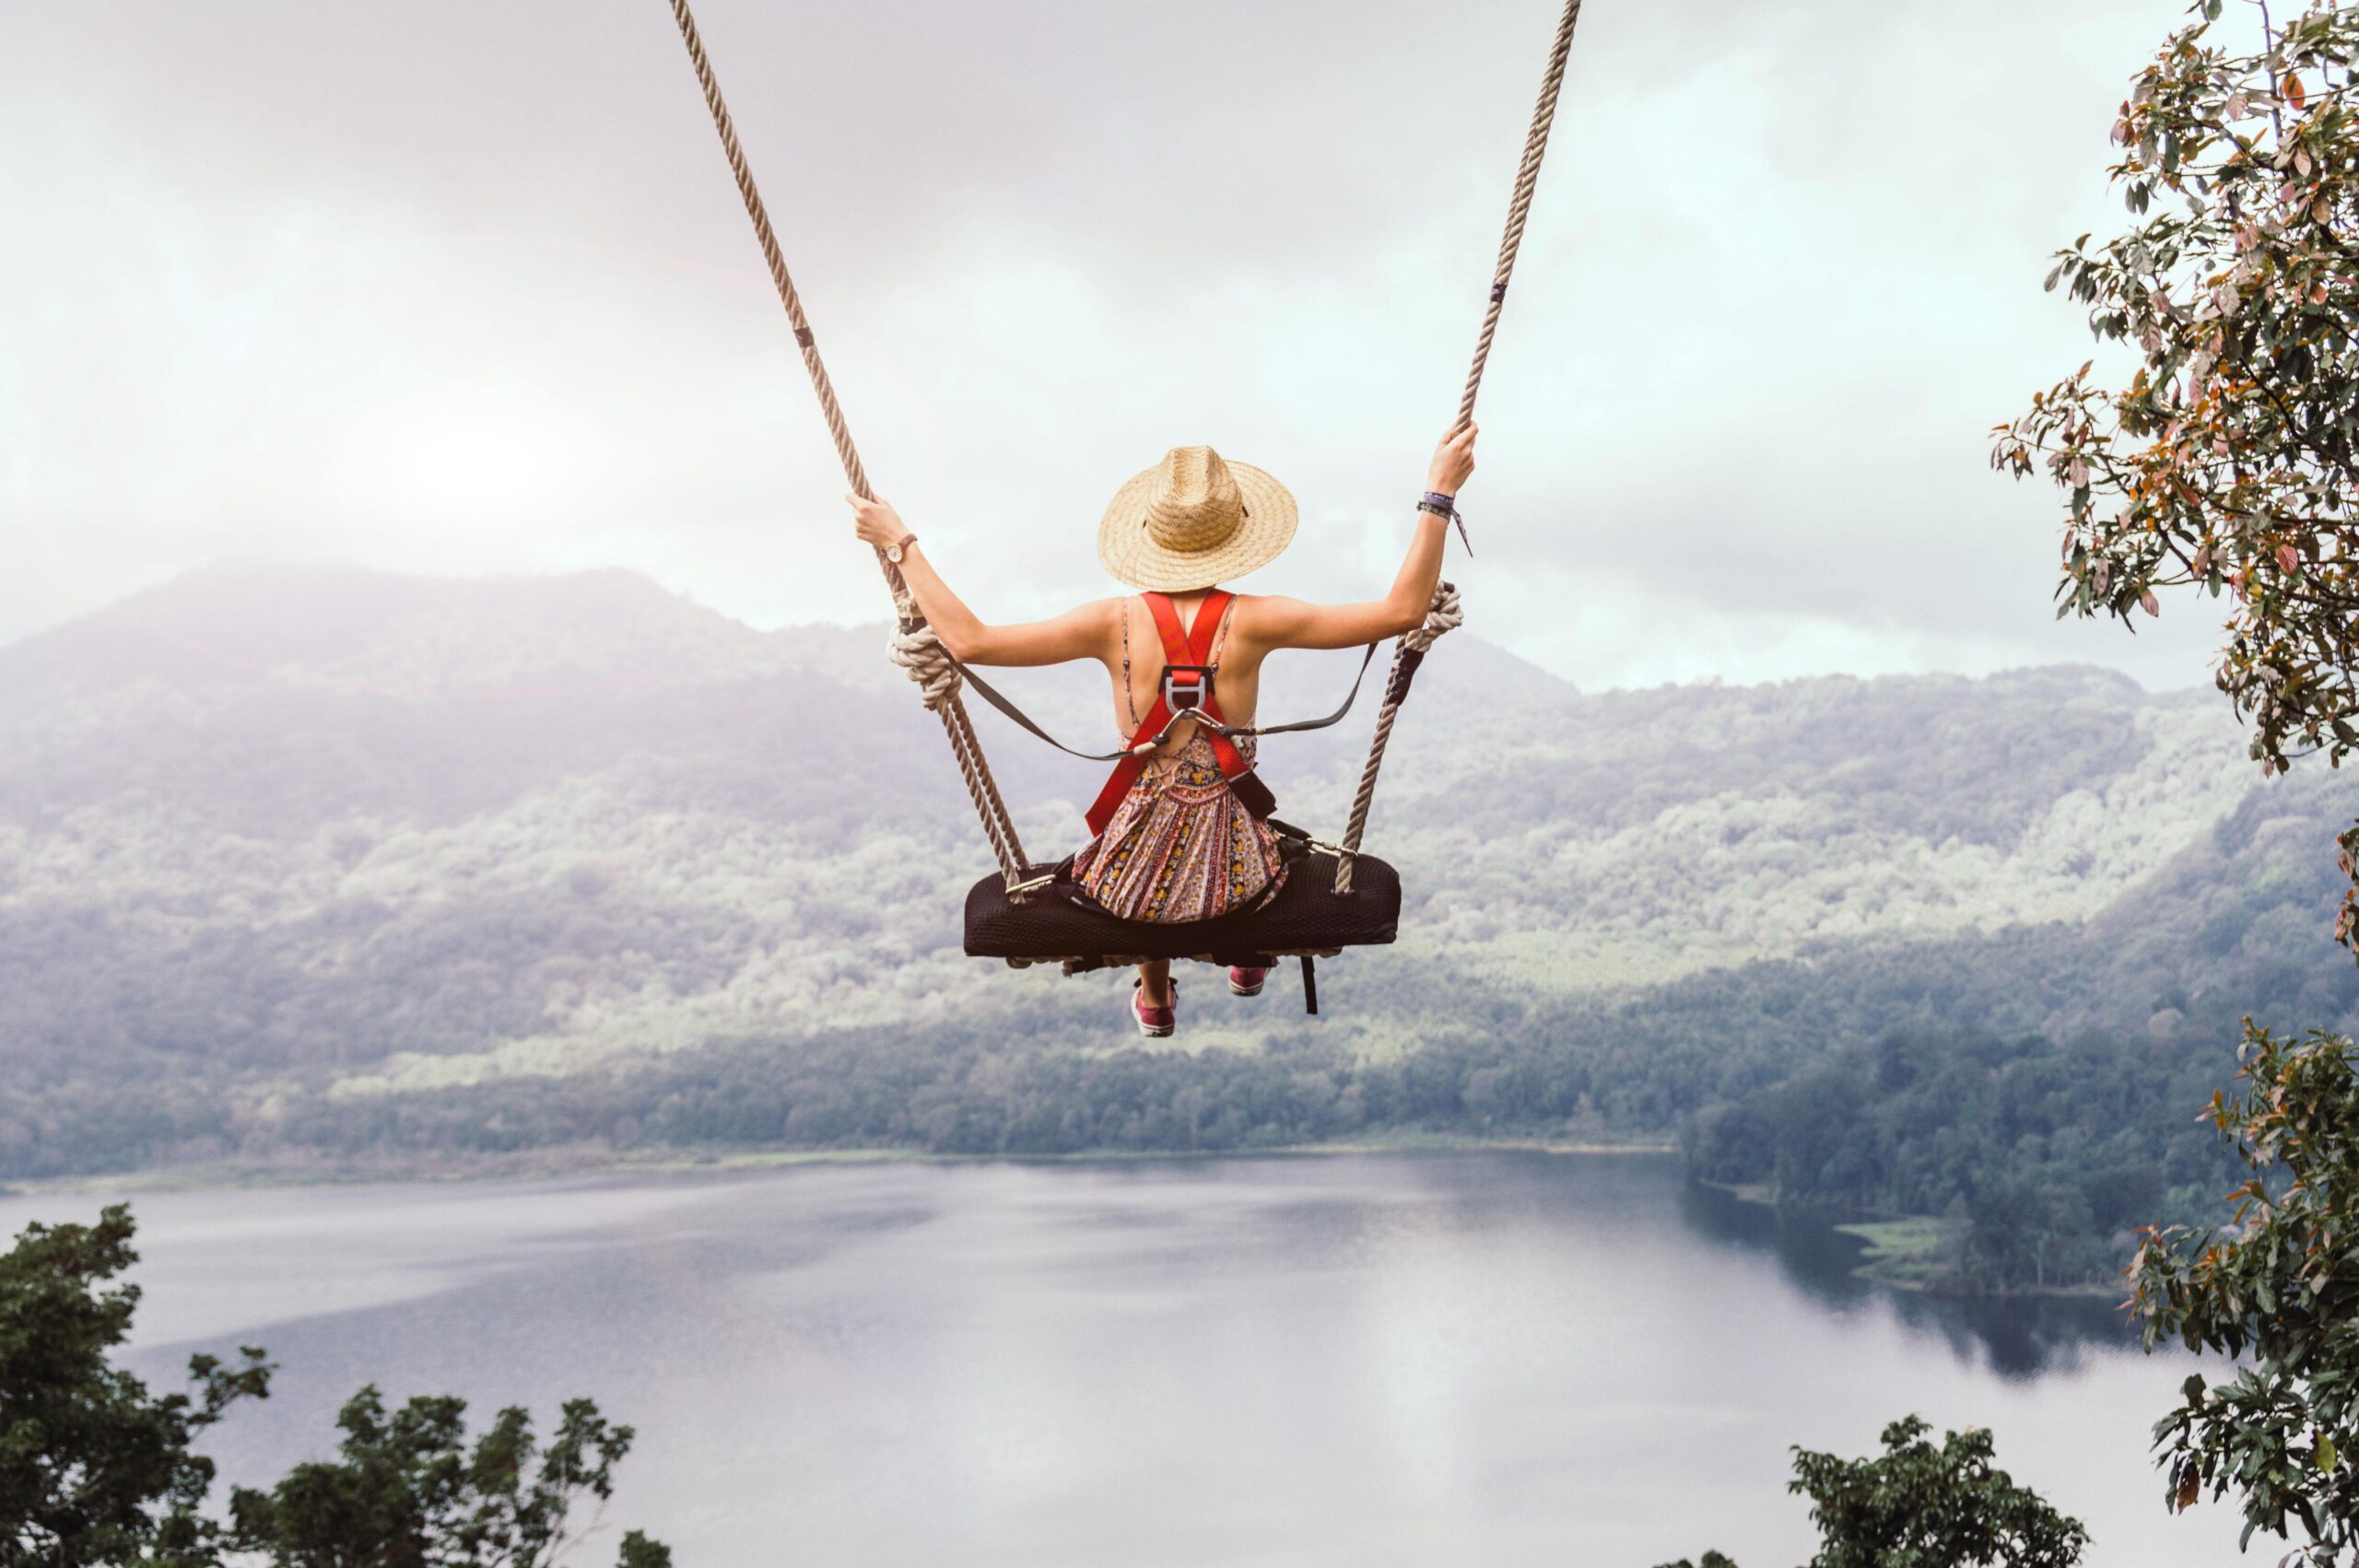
(962, 851), (1402, 974)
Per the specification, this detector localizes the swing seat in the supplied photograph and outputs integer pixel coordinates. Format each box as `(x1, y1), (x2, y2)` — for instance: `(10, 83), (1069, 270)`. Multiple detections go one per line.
(962, 851), (1402, 973)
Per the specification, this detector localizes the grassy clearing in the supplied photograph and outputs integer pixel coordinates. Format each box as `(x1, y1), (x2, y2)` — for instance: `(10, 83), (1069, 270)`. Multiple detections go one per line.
(1837, 1217), (1964, 1291)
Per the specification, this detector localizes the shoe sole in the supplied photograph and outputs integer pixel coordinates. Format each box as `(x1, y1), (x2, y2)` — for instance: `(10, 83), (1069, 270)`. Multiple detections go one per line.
(1135, 1021), (1175, 1038)
(1228, 977), (1266, 997)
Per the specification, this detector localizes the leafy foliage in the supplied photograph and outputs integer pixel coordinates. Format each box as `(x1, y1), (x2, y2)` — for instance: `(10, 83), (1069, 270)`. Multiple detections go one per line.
(1996, 2), (2359, 773)
(2131, 1024), (2359, 1564)
(227, 1389), (657, 1567)
(1789, 1417), (2088, 1568)
(1998, 4), (2359, 1551)
(0, 1203), (267, 1567)
(0, 1205), (664, 1567)
(1656, 1418), (2086, 1568)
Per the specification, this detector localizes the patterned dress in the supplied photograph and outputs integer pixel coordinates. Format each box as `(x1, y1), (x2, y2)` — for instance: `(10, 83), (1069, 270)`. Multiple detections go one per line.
(1069, 599), (1287, 924)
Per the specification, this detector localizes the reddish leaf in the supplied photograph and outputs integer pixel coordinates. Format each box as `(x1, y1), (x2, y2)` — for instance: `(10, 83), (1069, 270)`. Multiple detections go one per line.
(2279, 543), (2302, 574)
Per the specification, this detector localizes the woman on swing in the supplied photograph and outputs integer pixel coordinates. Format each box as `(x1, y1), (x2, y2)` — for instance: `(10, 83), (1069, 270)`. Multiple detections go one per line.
(849, 423), (1477, 1037)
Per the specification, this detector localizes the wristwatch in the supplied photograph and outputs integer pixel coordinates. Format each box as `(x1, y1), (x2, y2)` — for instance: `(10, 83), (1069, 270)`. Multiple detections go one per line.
(885, 532), (916, 564)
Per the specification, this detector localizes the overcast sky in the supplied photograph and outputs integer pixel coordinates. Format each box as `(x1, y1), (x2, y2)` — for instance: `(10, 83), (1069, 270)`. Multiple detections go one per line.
(4, 0), (2245, 691)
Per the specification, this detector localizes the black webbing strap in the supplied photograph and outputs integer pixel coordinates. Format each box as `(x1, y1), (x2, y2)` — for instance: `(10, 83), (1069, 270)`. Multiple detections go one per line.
(950, 640), (1383, 766)
(1242, 640), (1384, 739)
(1300, 954), (1319, 1015)
(951, 661), (1137, 763)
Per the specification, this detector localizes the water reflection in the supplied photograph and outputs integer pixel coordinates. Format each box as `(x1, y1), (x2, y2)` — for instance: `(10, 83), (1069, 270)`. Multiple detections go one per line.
(1678, 1178), (2137, 1378)
(0, 1153), (2232, 1567)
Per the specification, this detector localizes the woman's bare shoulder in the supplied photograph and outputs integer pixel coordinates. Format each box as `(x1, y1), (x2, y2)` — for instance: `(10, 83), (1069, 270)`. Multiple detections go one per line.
(1230, 593), (1315, 642)
(1229, 591), (1413, 653)
(1071, 595), (1132, 660)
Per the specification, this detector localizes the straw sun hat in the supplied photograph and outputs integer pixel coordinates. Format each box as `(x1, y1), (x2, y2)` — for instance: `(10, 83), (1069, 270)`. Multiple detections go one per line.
(1096, 445), (1298, 592)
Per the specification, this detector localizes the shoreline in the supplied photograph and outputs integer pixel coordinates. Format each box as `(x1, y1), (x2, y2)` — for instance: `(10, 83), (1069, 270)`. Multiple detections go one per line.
(13, 1143), (2128, 1305)
(5, 1133), (1682, 1199)
(1703, 1179), (2122, 1302)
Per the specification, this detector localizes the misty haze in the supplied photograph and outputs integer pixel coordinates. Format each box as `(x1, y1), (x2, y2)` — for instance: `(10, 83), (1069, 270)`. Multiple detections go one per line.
(10, 1), (2359, 1566)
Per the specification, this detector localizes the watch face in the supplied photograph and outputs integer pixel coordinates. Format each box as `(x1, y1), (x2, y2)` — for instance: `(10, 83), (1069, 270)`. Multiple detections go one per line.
(886, 544), (903, 563)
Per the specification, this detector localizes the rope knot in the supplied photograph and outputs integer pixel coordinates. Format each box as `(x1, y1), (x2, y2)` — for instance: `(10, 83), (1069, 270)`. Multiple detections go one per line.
(888, 625), (962, 711)
(1402, 581), (1465, 653)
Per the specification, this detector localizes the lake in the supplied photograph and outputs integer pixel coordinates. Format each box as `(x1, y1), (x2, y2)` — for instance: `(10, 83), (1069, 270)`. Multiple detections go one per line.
(3, 1152), (2245, 1566)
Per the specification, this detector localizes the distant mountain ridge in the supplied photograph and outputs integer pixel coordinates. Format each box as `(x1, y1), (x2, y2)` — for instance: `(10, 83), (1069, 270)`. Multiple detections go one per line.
(0, 563), (2352, 1176)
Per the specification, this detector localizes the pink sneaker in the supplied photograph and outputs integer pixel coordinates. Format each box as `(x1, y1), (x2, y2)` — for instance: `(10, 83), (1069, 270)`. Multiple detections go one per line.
(1132, 979), (1176, 1037)
(1227, 965), (1269, 998)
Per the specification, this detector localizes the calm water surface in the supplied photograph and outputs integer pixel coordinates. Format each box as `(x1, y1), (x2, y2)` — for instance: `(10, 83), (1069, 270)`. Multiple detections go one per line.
(1, 1153), (2245, 1566)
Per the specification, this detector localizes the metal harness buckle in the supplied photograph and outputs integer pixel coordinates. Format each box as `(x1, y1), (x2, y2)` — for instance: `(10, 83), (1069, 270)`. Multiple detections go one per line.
(1160, 663), (1215, 713)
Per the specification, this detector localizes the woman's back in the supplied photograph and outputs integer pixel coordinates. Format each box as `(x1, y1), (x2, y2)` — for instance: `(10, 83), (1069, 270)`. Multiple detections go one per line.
(1109, 591), (1268, 758)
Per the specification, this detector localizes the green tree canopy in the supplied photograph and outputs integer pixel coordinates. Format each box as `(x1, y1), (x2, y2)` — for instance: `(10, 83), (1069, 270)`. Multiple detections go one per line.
(227, 1388), (665, 1568)
(0, 1203), (266, 1567)
(0, 1205), (666, 1567)
(2133, 1026), (2359, 1565)
(1789, 1417), (2088, 1568)
(1656, 1417), (2085, 1568)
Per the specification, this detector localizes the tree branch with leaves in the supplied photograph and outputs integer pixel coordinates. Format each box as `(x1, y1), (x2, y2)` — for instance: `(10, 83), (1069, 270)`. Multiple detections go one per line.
(2131, 1025), (2359, 1566)
(0, 1205), (667, 1568)
(1993, 1), (2359, 796)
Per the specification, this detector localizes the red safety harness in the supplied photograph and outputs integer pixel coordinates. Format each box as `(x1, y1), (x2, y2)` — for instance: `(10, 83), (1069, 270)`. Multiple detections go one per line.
(1084, 591), (1253, 837)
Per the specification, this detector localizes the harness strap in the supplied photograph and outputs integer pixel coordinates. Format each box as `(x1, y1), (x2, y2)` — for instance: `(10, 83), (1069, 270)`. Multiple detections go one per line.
(951, 640), (1380, 765)
(927, 591), (1383, 836)
(1086, 591), (1238, 836)
(1140, 592), (1250, 781)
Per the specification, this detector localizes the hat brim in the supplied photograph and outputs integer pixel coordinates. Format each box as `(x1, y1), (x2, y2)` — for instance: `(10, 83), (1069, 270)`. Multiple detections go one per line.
(1096, 461), (1298, 591)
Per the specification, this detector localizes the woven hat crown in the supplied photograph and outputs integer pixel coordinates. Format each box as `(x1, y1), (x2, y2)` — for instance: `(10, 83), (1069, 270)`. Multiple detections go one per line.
(1143, 446), (1245, 555)
(1097, 443), (1295, 591)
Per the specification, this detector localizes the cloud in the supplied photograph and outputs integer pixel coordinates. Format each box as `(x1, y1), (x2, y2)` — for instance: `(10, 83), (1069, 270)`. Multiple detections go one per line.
(2, 0), (2227, 694)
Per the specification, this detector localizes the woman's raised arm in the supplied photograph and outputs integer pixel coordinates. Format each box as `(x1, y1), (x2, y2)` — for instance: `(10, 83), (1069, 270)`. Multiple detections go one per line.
(1241, 424), (1476, 652)
(847, 493), (1117, 666)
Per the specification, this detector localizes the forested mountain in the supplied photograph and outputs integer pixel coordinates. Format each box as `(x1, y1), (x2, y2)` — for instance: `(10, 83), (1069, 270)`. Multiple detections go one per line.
(3, 565), (2353, 1282)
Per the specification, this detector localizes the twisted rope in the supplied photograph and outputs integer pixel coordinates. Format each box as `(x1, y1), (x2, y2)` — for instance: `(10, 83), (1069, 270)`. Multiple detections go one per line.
(1333, 583), (1461, 895)
(886, 625), (1025, 872)
(1457, 0), (1582, 430)
(665, 0), (1028, 884)
(1335, 0), (1580, 894)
